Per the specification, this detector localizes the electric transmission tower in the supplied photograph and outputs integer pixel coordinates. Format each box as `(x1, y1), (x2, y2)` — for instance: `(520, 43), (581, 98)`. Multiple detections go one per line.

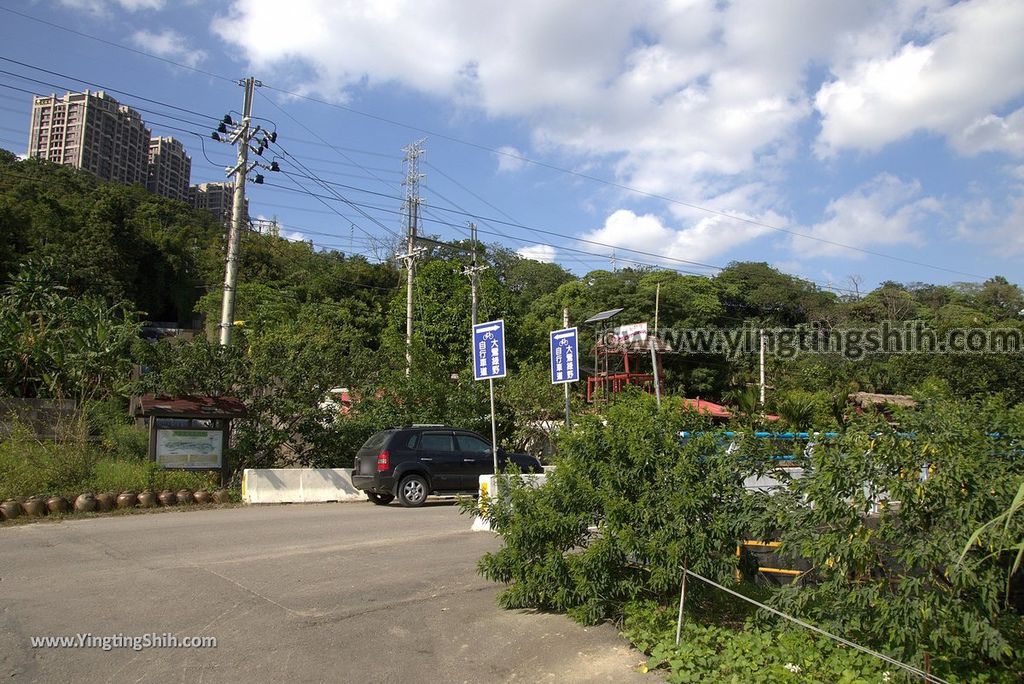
(397, 139), (426, 376)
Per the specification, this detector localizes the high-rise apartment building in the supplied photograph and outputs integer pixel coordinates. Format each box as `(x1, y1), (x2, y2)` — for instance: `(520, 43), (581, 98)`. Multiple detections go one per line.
(28, 90), (150, 186)
(189, 182), (247, 227)
(147, 136), (191, 202)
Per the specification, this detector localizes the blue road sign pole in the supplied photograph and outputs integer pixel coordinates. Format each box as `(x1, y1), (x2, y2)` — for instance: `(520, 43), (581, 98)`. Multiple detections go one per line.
(551, 318), (580, 430)
(489, 378), (498, 474)
(563, 309), (571, 429)
(473, 319), (506, 476)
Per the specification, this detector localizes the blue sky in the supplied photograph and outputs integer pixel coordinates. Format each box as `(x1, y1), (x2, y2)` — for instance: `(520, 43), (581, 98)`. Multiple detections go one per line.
(2, 0), (1023, 294)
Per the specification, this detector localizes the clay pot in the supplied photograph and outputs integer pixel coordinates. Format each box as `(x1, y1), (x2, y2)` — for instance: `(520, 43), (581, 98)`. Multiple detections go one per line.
(193, 490), (212, 505)
(176, 489), (194, 505)
(116, 491), (138, 509)
(46, 496), (70, 514)
(212, 489), (231, 504)
(0, 499), (22, 520)
(137, 490), (157, 508)
(95, 492), (116, 512)
(74, 493), (96, 513)
(22, 497), (48, 517)
(157, 490), (177, 507)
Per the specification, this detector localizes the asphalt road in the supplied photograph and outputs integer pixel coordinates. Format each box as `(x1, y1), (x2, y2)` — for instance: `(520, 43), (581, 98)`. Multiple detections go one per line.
(0, 502), (657, 683)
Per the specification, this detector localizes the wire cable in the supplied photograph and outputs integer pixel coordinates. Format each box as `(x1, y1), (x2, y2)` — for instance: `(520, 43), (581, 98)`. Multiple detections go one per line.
(681, 567), (950, 684)
(0, 11), (983, 278)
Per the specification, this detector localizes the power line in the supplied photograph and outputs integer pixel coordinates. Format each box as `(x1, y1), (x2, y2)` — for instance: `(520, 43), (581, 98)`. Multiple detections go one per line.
(272, 147), (401, 241)
(257, 180), (731, 279)
(0, 12), (982, 278)
(0, 57), (221, 124)
(256, 89), (405, 198)
(0, 8), (235, 84)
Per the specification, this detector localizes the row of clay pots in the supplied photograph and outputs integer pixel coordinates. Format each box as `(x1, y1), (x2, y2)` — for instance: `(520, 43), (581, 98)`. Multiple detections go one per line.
(0, 489), (231, 521)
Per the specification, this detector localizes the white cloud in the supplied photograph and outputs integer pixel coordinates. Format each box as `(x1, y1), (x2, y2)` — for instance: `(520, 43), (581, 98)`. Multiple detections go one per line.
(794, 174), (939, 257)
(212, 1), (1024, 262)
(212, 0), (917, 201)
(130, 29), (206, 68)
(580, 208), (775, 267)
(815, 0), (1024, 156)
(954, 108), (1024, 157)
(282, 229), (307, 242)
(958, 193), (1024, 256)
(495, 146), (525, 173)
(517, 244), (557, 263)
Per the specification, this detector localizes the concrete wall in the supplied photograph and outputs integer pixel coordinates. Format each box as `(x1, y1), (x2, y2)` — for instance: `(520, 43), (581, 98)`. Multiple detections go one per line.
(0, 398), (77, 440)
(242, 468), (367, 504)
(472, 473), (548, 531)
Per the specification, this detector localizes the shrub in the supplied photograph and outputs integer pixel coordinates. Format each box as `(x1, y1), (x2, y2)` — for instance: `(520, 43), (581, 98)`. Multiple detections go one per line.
(0, 424), (96, 498)
(100, 424), (149, 461)
(155, 469), (219, 492)
(623, 599), (894, 684)
(476, 391), (754, 624)
(474, 393), (1024, 681)
(766, 399), (1024, 676)
(89, 458), (161, 493)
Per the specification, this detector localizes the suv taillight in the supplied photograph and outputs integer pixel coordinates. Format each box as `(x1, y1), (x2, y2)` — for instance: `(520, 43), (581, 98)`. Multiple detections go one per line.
(376, 450), (390, 472)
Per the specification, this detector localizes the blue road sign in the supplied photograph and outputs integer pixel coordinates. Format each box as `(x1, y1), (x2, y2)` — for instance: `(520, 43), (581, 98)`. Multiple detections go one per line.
(550, 327), (579, 384)
(473, 319), (507, 381)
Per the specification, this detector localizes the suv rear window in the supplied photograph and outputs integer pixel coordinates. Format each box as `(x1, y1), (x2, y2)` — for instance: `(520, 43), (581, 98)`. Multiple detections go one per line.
(359, 430), (393, 452)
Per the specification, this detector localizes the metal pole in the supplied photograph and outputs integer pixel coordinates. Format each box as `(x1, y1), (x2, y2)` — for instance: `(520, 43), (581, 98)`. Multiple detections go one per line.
(219, 76), (254, 347)
(470, 222), (479, 327)
(563, 307), (571, 428)
(489, 378), (499, 474)
(759, 329), (766, 405)
(654, 282), (660, 336)
(405, 223), (414, 377)
(650, 337), (661, 408)
(675, 562), (688, 645)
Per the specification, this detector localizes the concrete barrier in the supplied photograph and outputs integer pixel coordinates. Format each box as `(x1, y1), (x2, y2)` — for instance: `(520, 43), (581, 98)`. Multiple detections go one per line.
(242, 468), (367, 504)
(471, 473), (547, 532)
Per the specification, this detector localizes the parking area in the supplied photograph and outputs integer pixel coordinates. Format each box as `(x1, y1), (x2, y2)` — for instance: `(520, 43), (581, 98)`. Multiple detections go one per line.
(0, 502), (655, 683)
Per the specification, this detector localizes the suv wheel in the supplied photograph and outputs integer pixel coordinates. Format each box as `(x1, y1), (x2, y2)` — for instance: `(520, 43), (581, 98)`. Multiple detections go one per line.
(398, 474), (428, 507)
(366, 492), (394, 506)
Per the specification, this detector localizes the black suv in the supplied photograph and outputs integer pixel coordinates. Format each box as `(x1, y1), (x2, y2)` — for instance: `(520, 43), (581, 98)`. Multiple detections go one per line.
(351, 426), (543, 507)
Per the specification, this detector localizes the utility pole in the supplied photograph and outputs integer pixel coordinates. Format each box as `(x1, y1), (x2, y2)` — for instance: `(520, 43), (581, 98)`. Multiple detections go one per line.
(651, 281), (662, 407)
(218, 77), (255, 346)
(654, 282), (661, 336)
(759, 329), (766, 405)
(462, 222), (487, 327)
(398, 139), (425, 376)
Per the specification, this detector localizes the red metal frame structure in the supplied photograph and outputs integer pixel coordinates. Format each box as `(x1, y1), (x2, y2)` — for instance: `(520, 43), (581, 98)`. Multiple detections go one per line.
(586, 336), (672, 403)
